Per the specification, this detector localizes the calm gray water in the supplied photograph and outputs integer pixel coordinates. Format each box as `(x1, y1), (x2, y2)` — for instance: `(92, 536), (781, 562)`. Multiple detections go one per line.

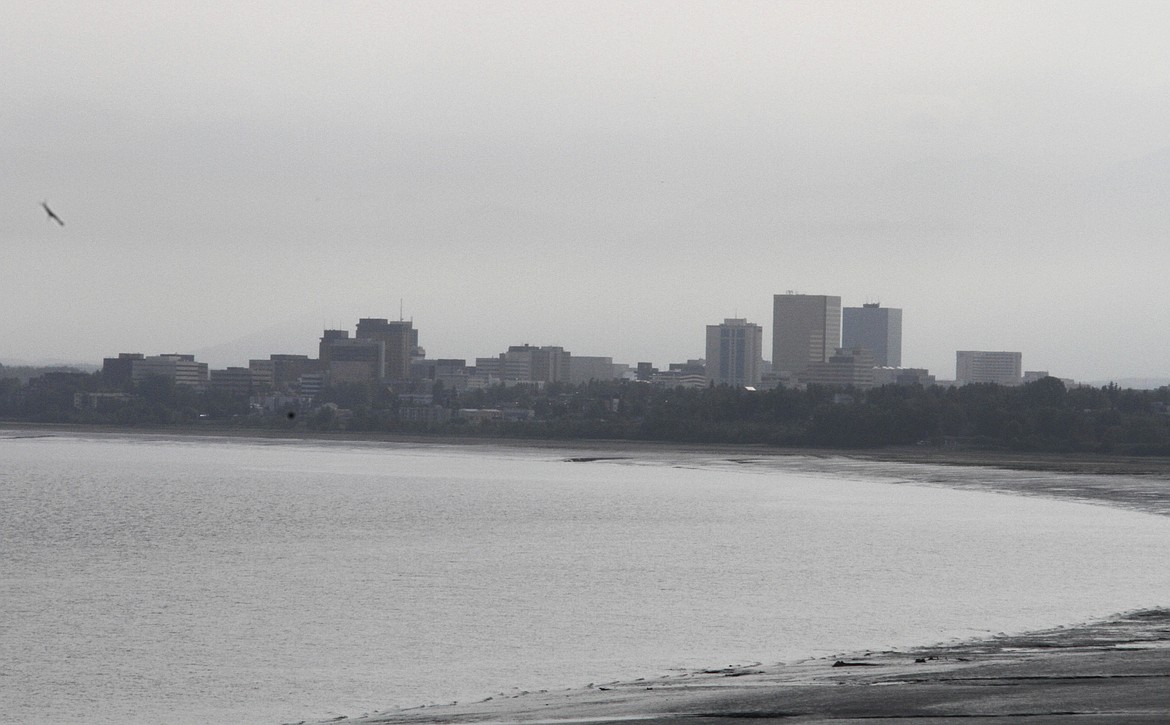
(3, 433), (1170, 724)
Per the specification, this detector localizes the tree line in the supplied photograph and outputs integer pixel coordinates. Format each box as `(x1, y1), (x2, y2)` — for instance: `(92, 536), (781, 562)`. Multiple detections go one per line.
(2, 367), (1169, 454)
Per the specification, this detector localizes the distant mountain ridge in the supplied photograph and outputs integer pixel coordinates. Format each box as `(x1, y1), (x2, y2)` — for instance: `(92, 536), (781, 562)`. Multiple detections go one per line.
(0, 358), (99, 371)
(189, 322), (319, 369)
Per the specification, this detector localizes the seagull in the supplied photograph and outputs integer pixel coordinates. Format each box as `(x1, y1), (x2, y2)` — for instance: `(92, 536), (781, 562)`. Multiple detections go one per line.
(41, 201), (64, 226)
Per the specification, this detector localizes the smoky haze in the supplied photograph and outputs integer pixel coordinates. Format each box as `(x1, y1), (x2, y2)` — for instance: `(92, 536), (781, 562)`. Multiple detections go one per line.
(3, 1), (1169, 381)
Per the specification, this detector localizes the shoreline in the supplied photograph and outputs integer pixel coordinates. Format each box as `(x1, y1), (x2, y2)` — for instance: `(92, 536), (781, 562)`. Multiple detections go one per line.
(7, 420), (1170, 477)
(9, 421), (1170, 519)
(8, 423), (1170, 722)
(349, 608), (1170, 724)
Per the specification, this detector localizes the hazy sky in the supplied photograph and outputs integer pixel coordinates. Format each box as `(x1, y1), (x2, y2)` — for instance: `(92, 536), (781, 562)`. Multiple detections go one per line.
(4, 1), (1169, 381)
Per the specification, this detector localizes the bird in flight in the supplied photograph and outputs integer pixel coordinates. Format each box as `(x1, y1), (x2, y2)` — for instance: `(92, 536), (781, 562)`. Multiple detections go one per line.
(41, 201), (65, 226)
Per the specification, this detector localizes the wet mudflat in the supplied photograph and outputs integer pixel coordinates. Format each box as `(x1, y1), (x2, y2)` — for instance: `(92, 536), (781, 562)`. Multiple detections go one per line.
(357, 609), (1170, 724)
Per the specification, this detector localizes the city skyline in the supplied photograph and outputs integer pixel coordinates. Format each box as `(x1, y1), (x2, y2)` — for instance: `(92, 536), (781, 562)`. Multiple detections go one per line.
(0, 293), (1127, 385)
(68, 299), (1029, 385)
(5, 3), (1170, 382)
(0, 286), (1162, 386)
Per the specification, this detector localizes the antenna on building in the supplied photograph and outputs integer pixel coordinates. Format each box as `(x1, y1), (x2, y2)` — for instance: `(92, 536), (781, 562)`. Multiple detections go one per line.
(399, 298), (404, 322)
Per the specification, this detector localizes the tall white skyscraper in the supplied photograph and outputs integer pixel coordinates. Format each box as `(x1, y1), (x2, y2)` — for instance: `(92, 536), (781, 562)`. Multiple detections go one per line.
(772, 293), (841, 375)
(705, 318), (763, 387)
(843, 303), (902, 368)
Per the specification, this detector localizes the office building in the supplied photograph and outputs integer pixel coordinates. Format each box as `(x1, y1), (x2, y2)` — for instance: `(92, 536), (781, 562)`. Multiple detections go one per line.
(476, 344), (571, 384)
(872, 367), (936, 387)
(208, 367), (255, 396)
(651, 369), (708, 388)
(705, 318), (763, 387)
(102, 352), (144, 388)
(635, 362), (658, 381)
(322, 335), (384, 384)
(1023, 370), (1050, 384)
(956, 351), (1022, 385)
(249, 354), (320, 393)
(568, 356), (619, 384)
(843, 303), (902, 367)
(355, 318), (417, 380)
(130, 354), (209, 388)
(298, 372), (325, 398)
(529, 345), (570, 383)
(797, 347), (875, 388)
(772, 293), (842, 375)
(318, 330), (350, 369)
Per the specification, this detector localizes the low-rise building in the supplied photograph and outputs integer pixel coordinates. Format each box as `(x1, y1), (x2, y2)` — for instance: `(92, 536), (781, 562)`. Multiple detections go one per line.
(74, 391), (131, 410)
(872, 367), (936, 387)
(398, 405), (452, 425)
(651, 370), (708, 389)
(458, 408), (503, 424)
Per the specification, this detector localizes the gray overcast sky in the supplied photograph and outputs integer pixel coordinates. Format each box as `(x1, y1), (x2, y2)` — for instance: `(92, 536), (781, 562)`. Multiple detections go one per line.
(3, 1), (1169, 381)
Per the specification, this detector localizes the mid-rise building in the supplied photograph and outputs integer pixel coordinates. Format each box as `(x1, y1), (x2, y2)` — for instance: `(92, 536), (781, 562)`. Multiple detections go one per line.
(772, 293), (842, 375)
(323, 337), (384, 384)
(843, 303), (902, 368)
(208, 367), (255, 396)
(130, 354), (209, 388)
(318, 330), (350, 369)
(797, 346), (875, 388)
(956, 351), (1022, 385)
(298, 372), (325, 398)
(413, 358), (473, 391)
(272, 354), (318, 390)
(476, 344), (571, 384)
(705, 318), (763, 387)
(529, 345), (570, 383)
(248, 359), (276, 391)
(568, 356), (619, 384)
(102, 352), (144, 388)
(250, 355), (322, 394)
(355, 318), (417, 380)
